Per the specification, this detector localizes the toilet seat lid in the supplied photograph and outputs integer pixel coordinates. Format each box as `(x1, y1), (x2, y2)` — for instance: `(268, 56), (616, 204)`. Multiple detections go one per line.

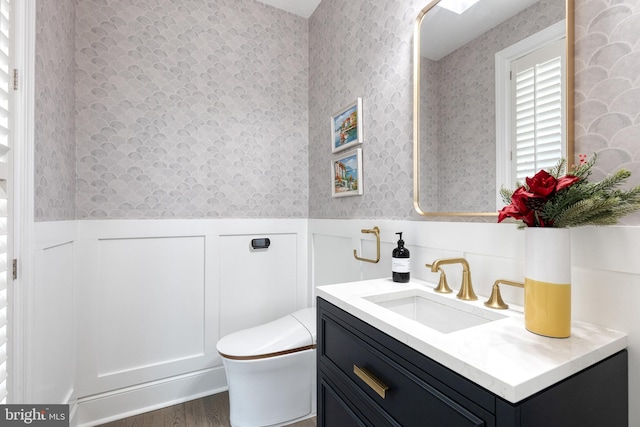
(217, 308), (315, 358)
(291, 307), (317, 343)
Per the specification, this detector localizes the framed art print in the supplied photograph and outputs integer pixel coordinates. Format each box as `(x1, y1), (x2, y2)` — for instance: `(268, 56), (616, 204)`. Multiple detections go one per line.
(331, 98), (363, 153)
(331, 148), (363, 197)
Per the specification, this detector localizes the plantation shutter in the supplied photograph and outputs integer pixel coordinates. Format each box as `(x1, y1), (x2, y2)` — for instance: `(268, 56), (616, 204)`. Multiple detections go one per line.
(0, 0), (10, 404)
(511, 38), (565, 180)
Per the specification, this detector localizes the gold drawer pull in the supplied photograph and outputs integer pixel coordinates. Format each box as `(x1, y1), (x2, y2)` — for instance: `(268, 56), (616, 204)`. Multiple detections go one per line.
(353, 364), (389, 399)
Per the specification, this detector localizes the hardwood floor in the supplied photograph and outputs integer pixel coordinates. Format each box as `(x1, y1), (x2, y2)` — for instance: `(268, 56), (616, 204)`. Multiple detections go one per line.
(99, 392), (317, 427)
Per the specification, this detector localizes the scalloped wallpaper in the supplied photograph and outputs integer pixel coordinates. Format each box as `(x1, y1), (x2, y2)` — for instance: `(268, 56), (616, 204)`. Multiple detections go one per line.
(34, 0), (76, 221)
(574, 0), (640, 224)
(308, 1), (417, 220)
(34, 0), (640, 224)
(73, 0), (308, 219)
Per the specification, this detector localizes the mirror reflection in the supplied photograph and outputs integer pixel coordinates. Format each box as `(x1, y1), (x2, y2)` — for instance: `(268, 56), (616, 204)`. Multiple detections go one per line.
(413, 0), (573, 216)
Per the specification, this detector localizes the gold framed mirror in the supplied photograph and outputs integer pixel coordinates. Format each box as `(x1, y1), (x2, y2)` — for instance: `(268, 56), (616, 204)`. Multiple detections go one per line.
(413, 0), (574, 217)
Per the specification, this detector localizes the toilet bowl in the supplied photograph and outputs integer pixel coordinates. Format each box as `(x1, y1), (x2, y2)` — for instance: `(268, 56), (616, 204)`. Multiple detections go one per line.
(216, 307), (317, 427)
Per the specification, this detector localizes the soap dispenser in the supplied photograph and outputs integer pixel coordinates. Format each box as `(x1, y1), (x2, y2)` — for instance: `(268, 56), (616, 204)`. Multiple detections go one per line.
(392, 232), (410, 283)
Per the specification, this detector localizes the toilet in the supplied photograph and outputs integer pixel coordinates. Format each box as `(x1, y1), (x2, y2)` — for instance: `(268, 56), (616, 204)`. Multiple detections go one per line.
(216, 307), (317, 427)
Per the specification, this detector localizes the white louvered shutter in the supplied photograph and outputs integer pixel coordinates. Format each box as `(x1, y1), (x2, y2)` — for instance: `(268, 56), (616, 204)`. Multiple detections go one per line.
(0, 0), (11, 404)
(511, 38), (565, 180)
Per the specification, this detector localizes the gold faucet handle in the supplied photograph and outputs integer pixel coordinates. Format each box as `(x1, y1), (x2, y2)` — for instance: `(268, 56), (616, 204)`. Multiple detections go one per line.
(426, 264), (453, 294)
(484, 279), (524, 310)
(485, 283), (509, 309)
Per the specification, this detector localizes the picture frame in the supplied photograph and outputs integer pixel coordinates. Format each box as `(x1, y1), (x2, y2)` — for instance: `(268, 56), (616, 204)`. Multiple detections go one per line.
(331, 98), (363, 153)
(331, 148), (363, 197)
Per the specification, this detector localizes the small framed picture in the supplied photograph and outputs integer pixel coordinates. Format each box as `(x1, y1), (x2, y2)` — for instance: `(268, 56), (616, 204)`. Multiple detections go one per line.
(331, 98), (363, 153)
(331, 148), (363, 197)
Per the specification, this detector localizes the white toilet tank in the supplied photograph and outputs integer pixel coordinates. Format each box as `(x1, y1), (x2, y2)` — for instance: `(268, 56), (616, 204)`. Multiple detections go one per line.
(217, 307), (317, 427)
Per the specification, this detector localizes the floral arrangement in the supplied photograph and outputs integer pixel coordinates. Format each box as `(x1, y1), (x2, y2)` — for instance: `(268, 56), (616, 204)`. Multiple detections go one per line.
(498, 154), (640, 228)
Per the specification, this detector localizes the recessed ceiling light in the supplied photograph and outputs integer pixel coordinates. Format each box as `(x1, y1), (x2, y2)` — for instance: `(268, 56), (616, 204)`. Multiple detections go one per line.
(438, 0), (481, 14)
(255, 0), (321, 18)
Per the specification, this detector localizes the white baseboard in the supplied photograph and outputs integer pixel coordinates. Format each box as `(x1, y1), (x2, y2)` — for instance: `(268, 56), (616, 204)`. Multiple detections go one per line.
(69, 401), (78, 427)
(75, 367), (228, 427)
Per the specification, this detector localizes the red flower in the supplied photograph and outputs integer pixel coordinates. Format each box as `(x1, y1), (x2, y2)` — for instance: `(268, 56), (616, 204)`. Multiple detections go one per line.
(498, 187), (537, 226)
(526, 170), (580, 197)
(556, 175), (580, 191)
(499, 170), (581, 227)
(526, 170), (557, 197)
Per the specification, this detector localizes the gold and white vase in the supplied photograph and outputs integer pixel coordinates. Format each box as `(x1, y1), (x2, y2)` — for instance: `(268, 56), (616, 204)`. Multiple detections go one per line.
(524, 227), (571, 338)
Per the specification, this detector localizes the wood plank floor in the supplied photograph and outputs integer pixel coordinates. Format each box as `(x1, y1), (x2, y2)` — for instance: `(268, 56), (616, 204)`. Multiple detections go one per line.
(99, 392), (317, 427)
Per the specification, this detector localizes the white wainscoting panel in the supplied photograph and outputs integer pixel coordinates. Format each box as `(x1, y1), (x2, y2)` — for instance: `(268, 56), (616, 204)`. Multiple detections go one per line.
(96, 236), (206, 377)
(32, 241), (75, 404)
(362, 239), (393, 281)
(75, 233), (217, 397)
(311, 234), (360, 287)
(219, 233), (298, 337)
(29, 221), (78, 411)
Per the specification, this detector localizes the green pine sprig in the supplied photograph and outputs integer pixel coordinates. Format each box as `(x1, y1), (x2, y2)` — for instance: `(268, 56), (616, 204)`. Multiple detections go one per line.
(542, 165), (640, 227)
(500, 186), (514, 206)
(501, 154), (640, 228)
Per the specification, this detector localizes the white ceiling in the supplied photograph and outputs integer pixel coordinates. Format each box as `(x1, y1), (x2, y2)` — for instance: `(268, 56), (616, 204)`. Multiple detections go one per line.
(257, 0), (544, 58)
(421, 0), (541, 60)
(256, 0), (322, 18)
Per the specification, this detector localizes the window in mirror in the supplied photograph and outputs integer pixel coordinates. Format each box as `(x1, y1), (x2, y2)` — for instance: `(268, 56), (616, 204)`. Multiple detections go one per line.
(511, 38), (565, 181)
(495, 21), (566, 207)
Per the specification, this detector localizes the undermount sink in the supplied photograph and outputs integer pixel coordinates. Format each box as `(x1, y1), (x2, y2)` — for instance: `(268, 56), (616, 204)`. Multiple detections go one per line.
(364, 288), (507, 334)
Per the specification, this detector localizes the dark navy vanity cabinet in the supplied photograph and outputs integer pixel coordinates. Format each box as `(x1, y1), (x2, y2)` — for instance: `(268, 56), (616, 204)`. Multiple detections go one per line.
(317, 297), (628, 427)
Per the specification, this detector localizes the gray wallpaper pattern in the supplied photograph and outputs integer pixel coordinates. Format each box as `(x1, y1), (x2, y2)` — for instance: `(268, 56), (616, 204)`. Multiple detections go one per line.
(308, 0), (419, 220)
(34, 0), (76, 221)
(575, 0), (640, 224)
(75, 0), (308, 218)
(420, 58), (439, 212)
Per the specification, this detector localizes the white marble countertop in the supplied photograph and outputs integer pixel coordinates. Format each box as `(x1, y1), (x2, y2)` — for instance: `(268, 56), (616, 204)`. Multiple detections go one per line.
(316, 278), (627, 403)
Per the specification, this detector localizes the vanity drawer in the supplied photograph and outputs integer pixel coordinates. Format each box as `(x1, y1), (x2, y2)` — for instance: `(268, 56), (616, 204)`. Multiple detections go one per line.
(319, 363), (398, 427)
(319, 299), (495, 427)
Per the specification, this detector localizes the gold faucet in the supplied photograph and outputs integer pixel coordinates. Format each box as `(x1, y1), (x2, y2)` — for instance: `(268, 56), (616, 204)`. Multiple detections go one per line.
(484, 279), (524, 310)
(427, 258), (477, 301)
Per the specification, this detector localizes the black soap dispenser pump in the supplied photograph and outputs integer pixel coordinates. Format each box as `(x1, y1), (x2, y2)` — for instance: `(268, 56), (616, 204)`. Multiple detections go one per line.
(392, 232), (410, 283)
